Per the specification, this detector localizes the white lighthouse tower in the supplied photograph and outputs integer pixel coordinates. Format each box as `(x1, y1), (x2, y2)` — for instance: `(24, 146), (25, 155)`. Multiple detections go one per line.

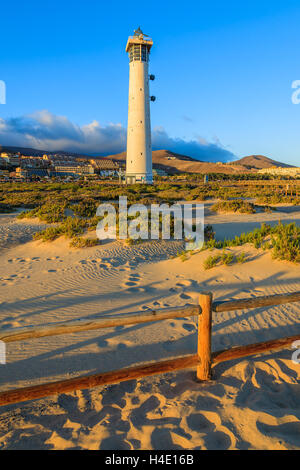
(125, 27), (155, 184)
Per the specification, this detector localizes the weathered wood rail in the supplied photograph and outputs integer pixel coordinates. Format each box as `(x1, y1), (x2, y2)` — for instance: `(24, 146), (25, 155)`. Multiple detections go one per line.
(0, 290), (299, 407)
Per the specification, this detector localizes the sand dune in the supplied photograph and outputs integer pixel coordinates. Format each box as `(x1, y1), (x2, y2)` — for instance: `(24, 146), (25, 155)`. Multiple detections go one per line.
(0, 205), (299, 449)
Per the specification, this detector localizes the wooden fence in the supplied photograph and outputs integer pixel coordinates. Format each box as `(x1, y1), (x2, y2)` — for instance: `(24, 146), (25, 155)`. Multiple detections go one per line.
(0, 290), (299, 407)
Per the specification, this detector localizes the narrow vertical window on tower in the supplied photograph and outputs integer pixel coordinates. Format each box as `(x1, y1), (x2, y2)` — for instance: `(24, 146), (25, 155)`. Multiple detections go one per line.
(125, 28), (154, 184)
(141, 45), (147, 62)
(133, 45), (141, 61)
(129, 47), (134, 62)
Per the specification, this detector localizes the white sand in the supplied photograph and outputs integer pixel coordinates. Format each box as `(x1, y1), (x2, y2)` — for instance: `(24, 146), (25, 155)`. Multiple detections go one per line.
(0, 205), (299, 450)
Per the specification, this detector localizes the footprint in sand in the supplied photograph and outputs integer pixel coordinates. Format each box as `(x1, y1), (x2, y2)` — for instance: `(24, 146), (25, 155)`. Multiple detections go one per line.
(256, 420), (300, 447)
(203, 430), (232, 450)
(182, 291), (200, 302)
(129, 395), (162, 430)
(182, 323), (196, 332)
(186, 413), (216, 433)
(178, 292), (192, 300)
(175, 280), (193, 288)
(123, 281), (137, 287)
(127, 286), (145, 293)
(128, 275), (141, 282)
(122, 274), (141, 289)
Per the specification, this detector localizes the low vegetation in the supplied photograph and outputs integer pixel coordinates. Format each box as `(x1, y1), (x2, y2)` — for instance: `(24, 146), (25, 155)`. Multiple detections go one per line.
(0, 181), (298, 253)
(0, 180), (299, 212)
(211, 200), (256, 214)
(203, 222), (299, 264)
(203, 250), (241, 269)
(256, 194), (300, 205)
(17, 203), (66, 223)
(33, 216), (100, 247)
(211, 200), (275, 214)
(203, 254), (221, 270)
(69, 237), (99, 248)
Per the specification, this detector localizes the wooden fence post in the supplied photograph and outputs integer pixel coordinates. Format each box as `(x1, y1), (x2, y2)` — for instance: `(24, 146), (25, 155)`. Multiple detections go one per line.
(197, 292), (213, 381)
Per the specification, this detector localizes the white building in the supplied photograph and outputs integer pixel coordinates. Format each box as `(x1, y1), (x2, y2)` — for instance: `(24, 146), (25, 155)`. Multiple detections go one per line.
(125, 27), (155, 184)
(0, 153), (20, 166)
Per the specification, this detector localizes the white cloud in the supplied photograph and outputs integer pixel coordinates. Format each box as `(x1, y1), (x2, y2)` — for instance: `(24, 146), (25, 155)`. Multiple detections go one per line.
(0, 110), (236, 161)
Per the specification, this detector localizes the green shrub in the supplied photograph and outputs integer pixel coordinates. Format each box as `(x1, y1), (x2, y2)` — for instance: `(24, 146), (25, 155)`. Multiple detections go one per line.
(271, 223), (300, 263)
(70, 200), (97, 217)
(202, 222), (299, 264)
(18, 203), (66, 223)
(69, 237), (99, 248)
(203, 254), (221, 269)
(33, 226), (63, 242)
(221, 251), (234, 265)
(236, 252), (247, 263)
(33, 217), (87, 242)
(211, 200), (256, 214)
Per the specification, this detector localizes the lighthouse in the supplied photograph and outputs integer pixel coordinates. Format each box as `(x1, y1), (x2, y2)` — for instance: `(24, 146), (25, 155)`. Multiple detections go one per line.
(125, 27), (155, 184)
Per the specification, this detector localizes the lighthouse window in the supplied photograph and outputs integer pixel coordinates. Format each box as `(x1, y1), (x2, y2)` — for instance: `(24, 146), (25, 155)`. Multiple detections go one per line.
(129, 44), (148, 62)
(141, 45), (147, 62)
(133, 45), (141, 60)
(129, 45), (141, 61)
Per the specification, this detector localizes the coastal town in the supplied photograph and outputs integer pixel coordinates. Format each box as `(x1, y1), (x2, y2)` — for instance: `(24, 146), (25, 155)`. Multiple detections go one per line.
(0, 151), (121, 181)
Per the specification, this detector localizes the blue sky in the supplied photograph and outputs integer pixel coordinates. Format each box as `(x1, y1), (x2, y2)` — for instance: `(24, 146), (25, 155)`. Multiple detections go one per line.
(1, 0), (300, 165)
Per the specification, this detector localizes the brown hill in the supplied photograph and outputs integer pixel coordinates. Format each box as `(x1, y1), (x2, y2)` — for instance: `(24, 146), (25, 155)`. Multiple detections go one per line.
(105, 149), (254, 174)
(233, 155), (295, 169)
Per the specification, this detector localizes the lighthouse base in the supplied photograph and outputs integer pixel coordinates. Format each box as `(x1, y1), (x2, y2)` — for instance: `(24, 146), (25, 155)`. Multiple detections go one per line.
(125, 173), (153, 184)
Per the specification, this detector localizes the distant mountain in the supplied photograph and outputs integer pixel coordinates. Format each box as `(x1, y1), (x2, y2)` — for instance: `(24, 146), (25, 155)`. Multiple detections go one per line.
(106, 149), (255, 174)
(0, 145), (91, 159)
(0, 145), (294, 174)
(233, 155), (295, 169)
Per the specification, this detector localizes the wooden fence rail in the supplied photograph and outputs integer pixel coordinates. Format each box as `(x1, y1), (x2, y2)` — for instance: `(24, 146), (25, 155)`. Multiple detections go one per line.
(0, 290), (299, 407)
(0, 305), (200, 344)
